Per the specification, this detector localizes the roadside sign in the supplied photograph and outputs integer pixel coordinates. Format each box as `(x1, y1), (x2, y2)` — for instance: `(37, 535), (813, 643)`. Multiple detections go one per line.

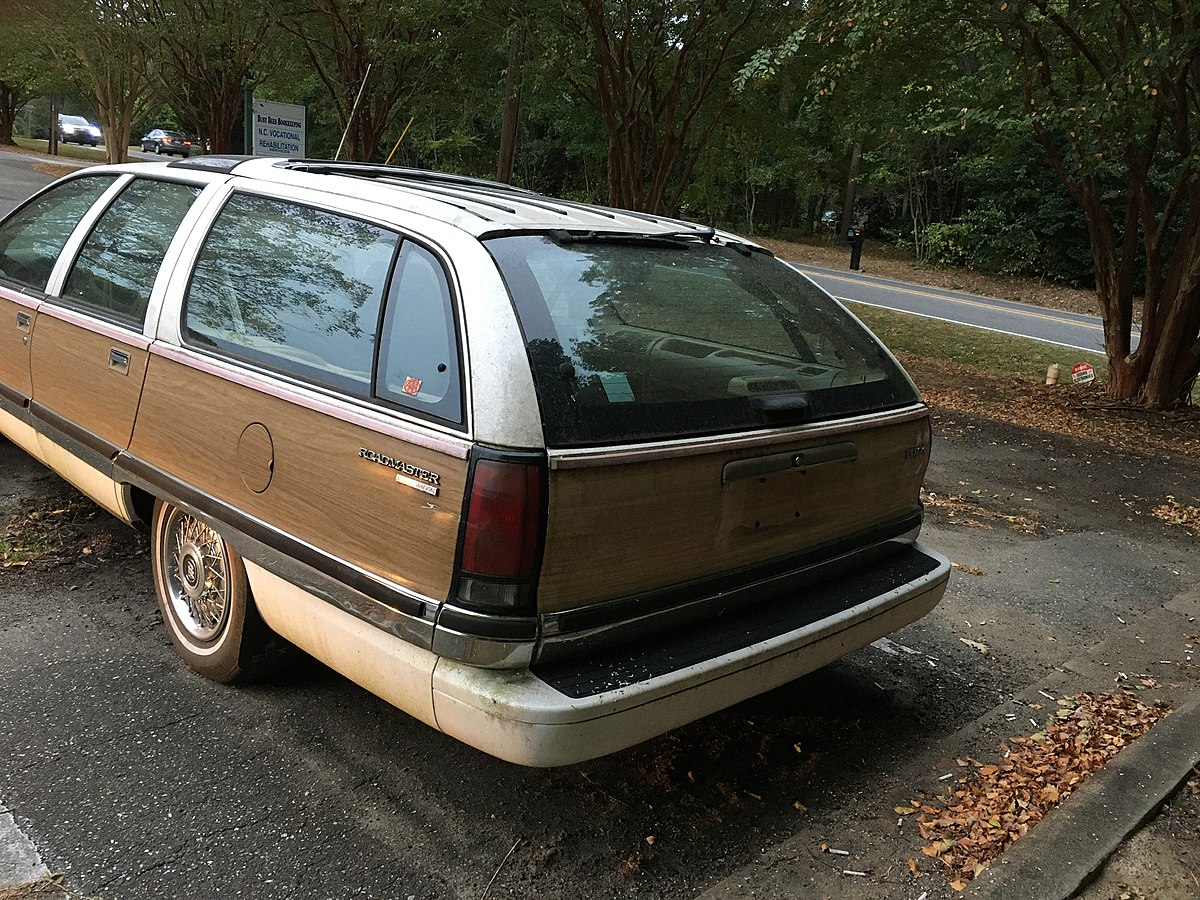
(252, 99), (305, 158)
(1071, 362), (1096, 384)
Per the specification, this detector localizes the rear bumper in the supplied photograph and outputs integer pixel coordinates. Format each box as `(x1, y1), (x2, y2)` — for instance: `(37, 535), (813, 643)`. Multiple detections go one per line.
(431, 542), (950, 766)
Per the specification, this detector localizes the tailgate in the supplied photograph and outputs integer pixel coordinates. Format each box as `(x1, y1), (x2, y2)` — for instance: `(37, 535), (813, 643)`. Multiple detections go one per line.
(537, 408), (930, 613)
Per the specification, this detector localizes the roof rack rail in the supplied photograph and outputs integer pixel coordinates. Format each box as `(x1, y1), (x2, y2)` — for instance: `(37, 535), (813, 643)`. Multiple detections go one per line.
(276, 159), (542, 196)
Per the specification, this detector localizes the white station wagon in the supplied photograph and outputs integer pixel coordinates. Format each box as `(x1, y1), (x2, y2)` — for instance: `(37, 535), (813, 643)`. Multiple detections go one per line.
(0, 157), (950, 765)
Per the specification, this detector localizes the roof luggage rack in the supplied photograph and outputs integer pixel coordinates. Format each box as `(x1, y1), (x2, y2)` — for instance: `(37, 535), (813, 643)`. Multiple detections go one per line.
(276, 159), (542, 196)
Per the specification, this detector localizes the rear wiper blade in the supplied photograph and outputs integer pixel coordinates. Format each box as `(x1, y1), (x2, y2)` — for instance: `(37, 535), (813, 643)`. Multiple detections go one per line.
(547, 227), (715, 247)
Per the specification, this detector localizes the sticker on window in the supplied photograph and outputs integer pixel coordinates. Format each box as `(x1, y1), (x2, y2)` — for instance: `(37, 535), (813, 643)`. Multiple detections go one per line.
(598, 372), (635, 403)
(402, 376), (423, 396)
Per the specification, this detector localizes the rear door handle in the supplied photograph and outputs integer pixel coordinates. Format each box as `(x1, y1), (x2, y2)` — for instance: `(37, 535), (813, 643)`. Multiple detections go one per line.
(16, 311), (31, 332)
(108, 347), (131, 375)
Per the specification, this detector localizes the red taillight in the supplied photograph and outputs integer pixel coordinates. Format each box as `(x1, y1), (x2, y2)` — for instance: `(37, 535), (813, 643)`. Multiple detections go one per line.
(461, 459), (542, 578)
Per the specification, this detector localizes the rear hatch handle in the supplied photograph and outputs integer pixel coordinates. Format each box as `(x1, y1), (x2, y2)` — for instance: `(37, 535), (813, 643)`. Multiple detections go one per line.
(722, 441), (857, 484)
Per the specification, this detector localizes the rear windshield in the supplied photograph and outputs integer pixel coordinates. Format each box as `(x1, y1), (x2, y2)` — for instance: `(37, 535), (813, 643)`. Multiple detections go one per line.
(485, 234), (919, 447)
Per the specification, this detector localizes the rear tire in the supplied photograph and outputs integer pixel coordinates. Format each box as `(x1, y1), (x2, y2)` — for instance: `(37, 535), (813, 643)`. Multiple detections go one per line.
(150, 500), (287, 682)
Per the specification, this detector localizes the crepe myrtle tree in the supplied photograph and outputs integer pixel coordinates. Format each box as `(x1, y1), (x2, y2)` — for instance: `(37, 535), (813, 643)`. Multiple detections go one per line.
(992, 0), (1200, 408)
(746, 0), (1199, 407)
(23, 0), (157, 163)
(146, 0), (275, 155)
(543, 0), (763, 215)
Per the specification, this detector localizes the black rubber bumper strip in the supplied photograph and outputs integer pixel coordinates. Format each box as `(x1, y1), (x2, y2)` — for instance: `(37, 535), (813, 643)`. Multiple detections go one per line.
(534, 545), (942, 699)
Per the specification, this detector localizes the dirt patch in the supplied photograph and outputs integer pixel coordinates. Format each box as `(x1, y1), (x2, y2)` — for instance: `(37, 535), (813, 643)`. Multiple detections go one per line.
(903, 354), (1200, 459)
(0, 878), (93, 900)
(758, 235), (1104, 318)
(0, 494), (145, 570)
(31, 163), (77, 179)
(1077, 772), (1200, 900)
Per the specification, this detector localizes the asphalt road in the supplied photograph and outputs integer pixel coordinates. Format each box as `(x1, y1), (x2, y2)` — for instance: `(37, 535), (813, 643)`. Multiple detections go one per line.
(0, 151), (58, 213)
(2, 412), (1197, 899)
(793, 262), (1140, 354)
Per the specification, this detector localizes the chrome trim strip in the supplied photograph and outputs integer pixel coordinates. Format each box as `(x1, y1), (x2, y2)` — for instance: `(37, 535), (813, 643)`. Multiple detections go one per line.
(546, 404), (929, 469)
(114, 453), (439, 627)
(0, 284), (38, 308)
(430, 625), (535, 669)
(149, 342), (472, 459)
(35, 303), (153, 348)
(29, 401), (119, 469)
(234, 531), (438, 651)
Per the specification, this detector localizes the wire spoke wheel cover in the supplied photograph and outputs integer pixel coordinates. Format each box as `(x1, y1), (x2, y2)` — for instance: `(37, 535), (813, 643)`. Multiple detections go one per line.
(149, 499), (282, 682)
(163, 509), (231, 641)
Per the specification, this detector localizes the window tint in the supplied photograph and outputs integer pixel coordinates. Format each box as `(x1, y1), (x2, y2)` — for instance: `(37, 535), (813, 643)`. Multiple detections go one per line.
(0, 175), (117, 291)
(376, 242), (462, 423)
(185, 193), (398, 396)
(485, 234), (918, 447)
(62, 179), (202, 325)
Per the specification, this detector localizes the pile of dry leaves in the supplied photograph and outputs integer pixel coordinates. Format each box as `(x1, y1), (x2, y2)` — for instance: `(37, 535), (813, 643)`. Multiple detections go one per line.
(1149, 497), (1200, 536)
(903, 692), (1169, 890)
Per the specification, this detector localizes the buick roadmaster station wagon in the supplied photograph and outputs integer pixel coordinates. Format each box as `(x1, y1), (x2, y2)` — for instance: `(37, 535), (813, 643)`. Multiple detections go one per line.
(0, 157), (950, 765)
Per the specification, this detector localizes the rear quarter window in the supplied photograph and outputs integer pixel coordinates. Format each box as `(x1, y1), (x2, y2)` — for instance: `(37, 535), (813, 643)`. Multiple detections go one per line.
(184, 193), (464, 425)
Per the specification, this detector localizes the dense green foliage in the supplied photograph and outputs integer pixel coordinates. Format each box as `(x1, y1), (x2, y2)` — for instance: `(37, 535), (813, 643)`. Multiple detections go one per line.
(5, 0), (1198, 406)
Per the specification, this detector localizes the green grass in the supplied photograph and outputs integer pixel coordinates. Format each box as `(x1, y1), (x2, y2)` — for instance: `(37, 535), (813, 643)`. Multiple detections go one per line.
(847, 301), (1109, 385)
(12, 135), (115, 162)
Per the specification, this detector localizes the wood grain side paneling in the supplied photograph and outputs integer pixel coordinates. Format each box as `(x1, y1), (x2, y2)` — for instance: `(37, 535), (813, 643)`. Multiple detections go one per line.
(0, 292), (35, 399)
(128, 354), (467, 602)
(536, 417), (931, 612)
(28, 314), (148, 450)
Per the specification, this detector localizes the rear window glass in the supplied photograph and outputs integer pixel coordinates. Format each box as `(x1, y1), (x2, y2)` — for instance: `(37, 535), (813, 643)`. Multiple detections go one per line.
(485, 234), (918, 446)
(0, 175), (117, 292)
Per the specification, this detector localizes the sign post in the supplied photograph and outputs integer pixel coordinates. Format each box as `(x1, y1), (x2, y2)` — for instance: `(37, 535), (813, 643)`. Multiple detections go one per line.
(251, 99), (306, 158)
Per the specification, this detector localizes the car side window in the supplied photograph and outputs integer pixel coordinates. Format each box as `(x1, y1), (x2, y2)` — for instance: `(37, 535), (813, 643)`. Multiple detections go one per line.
(61, 179), (202, 325)
(0, 175), (117, 292)
(376, 242), (463, 424)
(184, 193), (398, 397)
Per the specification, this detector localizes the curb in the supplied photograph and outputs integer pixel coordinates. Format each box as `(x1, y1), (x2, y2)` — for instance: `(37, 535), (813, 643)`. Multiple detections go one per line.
(0, 807), (49, 890)
(968, 691), (1200, 899)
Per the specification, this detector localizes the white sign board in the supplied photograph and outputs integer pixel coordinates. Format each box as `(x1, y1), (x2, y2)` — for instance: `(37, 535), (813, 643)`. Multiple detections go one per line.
(252, 99), (306, 158)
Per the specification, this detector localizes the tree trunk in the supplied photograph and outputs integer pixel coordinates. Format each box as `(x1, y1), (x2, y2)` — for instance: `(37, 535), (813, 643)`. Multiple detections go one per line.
(0, 83), (18, 145)
(496, 24), (526, 184)
(804, 193), (819, 236)
(48, 94), (58, 156)
(840, 139), (862, 235)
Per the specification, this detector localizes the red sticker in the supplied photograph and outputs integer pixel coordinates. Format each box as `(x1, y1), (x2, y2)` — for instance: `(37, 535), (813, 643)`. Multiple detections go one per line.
(402, 376), (422, 396)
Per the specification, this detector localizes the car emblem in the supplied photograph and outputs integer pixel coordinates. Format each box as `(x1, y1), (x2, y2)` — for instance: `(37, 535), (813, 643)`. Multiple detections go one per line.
(359, 448), (440, 496)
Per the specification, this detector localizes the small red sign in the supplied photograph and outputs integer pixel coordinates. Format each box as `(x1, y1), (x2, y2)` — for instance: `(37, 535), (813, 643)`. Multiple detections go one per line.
(1071, 363), (1096, 385)
(402, 376), (422, 396)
